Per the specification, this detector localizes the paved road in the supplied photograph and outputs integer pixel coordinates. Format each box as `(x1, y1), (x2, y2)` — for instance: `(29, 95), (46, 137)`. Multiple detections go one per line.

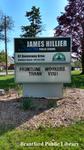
(0, 71), (14, 75)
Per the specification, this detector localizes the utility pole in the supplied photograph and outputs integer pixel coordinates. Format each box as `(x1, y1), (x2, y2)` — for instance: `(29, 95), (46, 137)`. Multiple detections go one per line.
(4, 16), (8, 75)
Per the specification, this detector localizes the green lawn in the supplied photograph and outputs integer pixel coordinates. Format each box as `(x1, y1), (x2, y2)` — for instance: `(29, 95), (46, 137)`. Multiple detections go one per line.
(0, 121), (84, 150)
(65, 70), (84, 89)
(0, 75), (16, 90)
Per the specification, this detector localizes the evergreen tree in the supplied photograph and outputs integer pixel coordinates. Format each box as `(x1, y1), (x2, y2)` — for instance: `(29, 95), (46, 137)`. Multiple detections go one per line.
(54, 0), (84, 74)
(21, 6), (42, 37)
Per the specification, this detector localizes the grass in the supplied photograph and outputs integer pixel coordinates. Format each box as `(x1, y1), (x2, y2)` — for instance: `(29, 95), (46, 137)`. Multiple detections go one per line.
(0, 75), (16, 90)
(64, 70), (84, 89)
(0, 121), (84, 150)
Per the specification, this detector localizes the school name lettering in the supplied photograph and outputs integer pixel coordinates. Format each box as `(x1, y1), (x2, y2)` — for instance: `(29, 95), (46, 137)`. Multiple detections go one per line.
(27, 40), (67, 48)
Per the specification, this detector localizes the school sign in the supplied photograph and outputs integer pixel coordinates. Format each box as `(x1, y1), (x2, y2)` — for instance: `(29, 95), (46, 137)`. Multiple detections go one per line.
(14, 37), (71, 97)
(15, 37), (71, 84)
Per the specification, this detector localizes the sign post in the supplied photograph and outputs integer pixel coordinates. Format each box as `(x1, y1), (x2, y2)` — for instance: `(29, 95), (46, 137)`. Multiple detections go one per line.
(14, 37), (71, 98)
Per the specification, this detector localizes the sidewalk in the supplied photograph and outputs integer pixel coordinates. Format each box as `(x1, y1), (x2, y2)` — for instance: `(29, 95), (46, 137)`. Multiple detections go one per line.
(0, 71), (14, 75)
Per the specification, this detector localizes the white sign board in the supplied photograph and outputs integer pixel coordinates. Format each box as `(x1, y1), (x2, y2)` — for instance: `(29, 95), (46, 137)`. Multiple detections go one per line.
(15, 64), (71, 83)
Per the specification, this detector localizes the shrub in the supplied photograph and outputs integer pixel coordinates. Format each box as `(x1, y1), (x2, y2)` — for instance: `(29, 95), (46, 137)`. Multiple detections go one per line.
(21, 97), (32, 110)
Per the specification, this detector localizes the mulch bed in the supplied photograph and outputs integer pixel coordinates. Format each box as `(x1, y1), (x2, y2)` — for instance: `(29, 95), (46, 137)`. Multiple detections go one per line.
(0, 88), (84, 129)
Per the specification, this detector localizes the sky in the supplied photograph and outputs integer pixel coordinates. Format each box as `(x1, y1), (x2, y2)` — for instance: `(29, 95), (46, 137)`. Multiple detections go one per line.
(0, 0), (68, 56)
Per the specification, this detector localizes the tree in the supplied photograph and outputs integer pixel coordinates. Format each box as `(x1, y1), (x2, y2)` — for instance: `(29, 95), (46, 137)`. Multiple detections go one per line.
(54, 0), (84, 74)
(0, 10), (14, 75)
(0, 50), (6, 63)
(21, 6), (43, 37)
(0, 11), (4, 40)
(0, 11), (13, 40)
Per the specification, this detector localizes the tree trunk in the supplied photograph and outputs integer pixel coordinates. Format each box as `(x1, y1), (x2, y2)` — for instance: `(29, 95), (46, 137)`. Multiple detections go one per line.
(81, 38), (84, 74)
